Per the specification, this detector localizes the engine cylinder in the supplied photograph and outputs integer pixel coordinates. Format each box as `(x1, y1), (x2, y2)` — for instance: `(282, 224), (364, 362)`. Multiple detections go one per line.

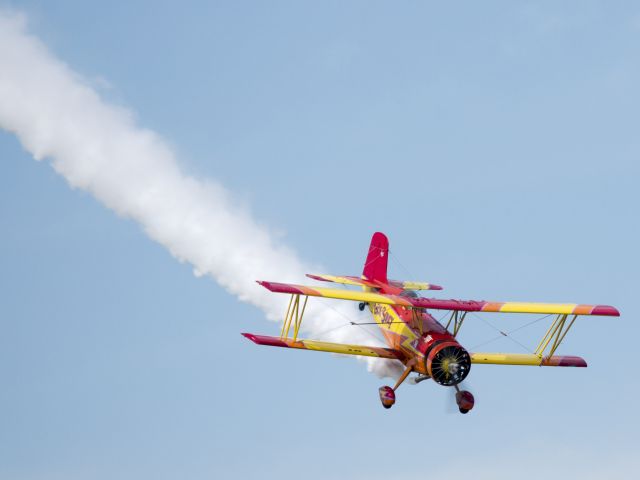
(425, 341), (471, 386)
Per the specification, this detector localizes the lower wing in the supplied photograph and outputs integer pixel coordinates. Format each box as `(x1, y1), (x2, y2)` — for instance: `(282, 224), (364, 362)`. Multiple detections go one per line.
(242, 333), (405, 360)
(243, 334), (585, 367)
(471, 352), (587, 367)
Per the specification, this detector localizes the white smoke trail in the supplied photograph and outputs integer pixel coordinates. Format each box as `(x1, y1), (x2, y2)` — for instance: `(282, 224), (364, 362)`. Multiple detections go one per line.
(0, 10), (402, 378)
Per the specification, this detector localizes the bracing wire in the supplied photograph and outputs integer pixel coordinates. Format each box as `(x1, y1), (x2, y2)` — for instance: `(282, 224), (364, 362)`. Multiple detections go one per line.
(311, 296), (387, 345)
(388, 249), (417, 280)
(468, 312), (553, 352)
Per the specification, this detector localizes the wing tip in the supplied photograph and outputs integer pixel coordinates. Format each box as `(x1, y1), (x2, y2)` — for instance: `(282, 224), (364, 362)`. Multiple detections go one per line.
(241, 332), (258, 343)
(543, 355), (588, 367)
(305, 274), (325, 282)
(256, 280), (290, 293)
(590, 305), (620, 316)
(241, 333), (290, 348)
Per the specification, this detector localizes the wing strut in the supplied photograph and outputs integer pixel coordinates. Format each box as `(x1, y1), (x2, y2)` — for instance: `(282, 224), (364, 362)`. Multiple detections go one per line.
(280, 294), (308, 342)
(245, 292), (405, 360)
(472, 313), (586, 367)
(535, 313), (577, 359)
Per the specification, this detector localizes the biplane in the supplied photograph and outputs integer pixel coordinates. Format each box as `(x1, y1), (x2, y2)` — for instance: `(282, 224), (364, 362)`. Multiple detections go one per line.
(242, 232), (619, 413)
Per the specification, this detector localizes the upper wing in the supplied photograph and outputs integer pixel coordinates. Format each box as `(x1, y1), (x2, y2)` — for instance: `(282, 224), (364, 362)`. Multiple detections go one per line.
(258, 281), (620, 316)
(306, 273), (443, 291)
(242, 333), (404, 360)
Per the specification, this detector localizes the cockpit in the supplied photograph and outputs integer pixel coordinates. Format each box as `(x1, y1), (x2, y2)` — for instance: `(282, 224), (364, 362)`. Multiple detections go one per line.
(399, 289), (418, 299)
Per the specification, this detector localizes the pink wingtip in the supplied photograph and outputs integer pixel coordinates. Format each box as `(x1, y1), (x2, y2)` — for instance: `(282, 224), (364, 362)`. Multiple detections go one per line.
(241, 332), (258, 342)
(305, 274), (327, 282)
(241, 333), (290, 348)
(543, 355), (588, 367)
(256, 281), (303, 294)
(256, 280), (278, 290)
(430, 284), (444, 291)
(591, 305), (620, 316)
(558, 356), (587, 367)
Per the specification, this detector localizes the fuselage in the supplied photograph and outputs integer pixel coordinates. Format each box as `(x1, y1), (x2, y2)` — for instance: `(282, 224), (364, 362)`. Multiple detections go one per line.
(368, 288), (470, 383)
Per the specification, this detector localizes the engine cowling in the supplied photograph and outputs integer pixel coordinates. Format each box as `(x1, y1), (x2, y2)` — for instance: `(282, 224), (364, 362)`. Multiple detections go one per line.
(425, 341), (471, 386)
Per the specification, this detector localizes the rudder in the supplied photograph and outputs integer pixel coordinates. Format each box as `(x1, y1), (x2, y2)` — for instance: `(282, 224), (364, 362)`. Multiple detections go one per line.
(362, 232), (389, 283)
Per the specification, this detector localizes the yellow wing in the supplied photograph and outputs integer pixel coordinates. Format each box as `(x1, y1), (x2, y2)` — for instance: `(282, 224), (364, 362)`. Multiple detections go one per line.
(471, 352), (587, 367)
(258, 281), (620, 316)
(242, 333), (404, 360)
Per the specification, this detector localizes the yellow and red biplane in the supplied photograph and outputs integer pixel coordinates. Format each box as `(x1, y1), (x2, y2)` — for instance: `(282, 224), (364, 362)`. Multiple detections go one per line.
(243, 232), (619, 413)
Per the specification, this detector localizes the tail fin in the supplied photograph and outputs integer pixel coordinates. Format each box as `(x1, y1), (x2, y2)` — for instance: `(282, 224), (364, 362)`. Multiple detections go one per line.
(307, 231), (442, 291)
(363, 232), (389, 283)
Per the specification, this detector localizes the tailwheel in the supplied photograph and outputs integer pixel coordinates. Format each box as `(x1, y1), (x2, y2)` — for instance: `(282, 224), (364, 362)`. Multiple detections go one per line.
(454, 386), (475, 414)
(378, 386), (395, 409)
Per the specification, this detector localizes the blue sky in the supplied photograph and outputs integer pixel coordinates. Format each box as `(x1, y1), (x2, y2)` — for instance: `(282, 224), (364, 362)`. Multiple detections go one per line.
(1, 1), (639, 479)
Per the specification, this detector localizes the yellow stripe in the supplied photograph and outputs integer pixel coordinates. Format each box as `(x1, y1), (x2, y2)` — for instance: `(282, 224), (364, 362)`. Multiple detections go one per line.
(471, 353), (542, 366)
(301, 340), (395, 358)
(307, 286), (411, 306)
(497, 302), (578, 314)
(371, 304), (420, 355)
(314, 275), (365, 287)
(400, 281), (433, 290)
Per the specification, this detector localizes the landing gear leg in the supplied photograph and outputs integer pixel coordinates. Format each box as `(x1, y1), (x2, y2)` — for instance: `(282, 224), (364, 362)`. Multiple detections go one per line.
(379, 363), (414, 409)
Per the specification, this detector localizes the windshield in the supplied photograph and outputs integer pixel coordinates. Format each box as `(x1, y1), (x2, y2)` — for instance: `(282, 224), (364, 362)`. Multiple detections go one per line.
(399, 289), (418, 298)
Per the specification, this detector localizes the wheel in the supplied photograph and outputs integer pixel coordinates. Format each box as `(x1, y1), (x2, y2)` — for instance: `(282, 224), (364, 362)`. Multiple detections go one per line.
(455, 390), (475, 413)
(358, 302), (366, 311)
(378, 386), (395, 409)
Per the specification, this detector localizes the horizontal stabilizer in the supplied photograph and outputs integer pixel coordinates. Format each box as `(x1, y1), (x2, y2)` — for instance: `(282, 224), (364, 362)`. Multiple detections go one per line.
(390, 280), (443, 291)
(471, 352), (587, 367)
(306, 274), (377, 288)
(257, 281), (620, 317)
(242, 333), (404, 360)
(306, 273), (442, 291)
